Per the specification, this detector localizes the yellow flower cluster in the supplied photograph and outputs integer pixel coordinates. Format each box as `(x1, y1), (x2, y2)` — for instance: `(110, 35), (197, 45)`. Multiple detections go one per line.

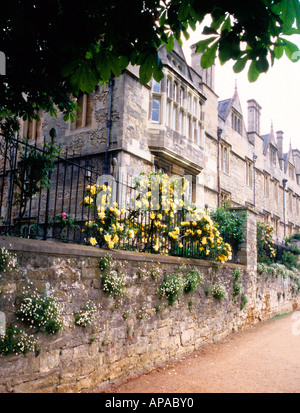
(82, 183), (128, 249)
(81, 173), (233, 263)
(257, 221), (276, 261)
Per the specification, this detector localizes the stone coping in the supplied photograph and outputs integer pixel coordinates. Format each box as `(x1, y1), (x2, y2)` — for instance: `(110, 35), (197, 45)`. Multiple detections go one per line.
(0, 236), (244, 269)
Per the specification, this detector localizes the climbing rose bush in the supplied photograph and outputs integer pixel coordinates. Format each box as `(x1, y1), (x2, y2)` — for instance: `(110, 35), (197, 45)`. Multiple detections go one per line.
(81, 173), (232, 263)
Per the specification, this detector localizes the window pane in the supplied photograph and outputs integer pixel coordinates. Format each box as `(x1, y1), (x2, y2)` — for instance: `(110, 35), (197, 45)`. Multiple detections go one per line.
(180, 88), (184, 106)
(152, 98), (160, 122)
(152, 80), (161, 93)
(167, 78), (171, 97)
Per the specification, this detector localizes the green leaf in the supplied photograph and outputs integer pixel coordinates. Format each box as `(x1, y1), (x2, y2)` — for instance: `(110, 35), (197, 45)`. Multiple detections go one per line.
(256, 55), (269, 73)
(202, 26), (218, 35)
(195, 36), (218, 53)
(166, 35), (174, 52)
(221, 15), (232, 34)
(218, 40), (232, 65)
(139, 53), (158, 84)
(178, 1), (190, 21)
(281, 0), (295, 32)
(273, 39), (285, 59)
(210, 14), (226, 30)
(233, 56), (248, 73)
(200, 41), (219, 68)
(293, 0), (300, 30)
(248, 60), (260, 82)
(70, 62), (99, 94)
(282, 38), (300, 61)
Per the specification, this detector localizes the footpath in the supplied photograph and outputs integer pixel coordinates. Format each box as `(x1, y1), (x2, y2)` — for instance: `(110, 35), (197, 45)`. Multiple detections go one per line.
(101, 311), (300, 393)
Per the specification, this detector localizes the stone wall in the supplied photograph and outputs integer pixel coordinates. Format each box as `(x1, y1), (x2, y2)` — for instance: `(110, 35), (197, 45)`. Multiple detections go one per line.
(0, 236), (299, 393)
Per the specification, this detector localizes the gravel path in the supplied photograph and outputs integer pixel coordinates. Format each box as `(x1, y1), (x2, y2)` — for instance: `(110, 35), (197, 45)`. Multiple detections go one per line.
(101, 311), (300, 393)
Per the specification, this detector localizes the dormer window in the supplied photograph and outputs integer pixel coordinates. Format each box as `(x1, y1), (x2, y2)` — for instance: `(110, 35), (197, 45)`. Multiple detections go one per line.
(289, 164), (295, 181)
(270, 147), (277, 164)
(232, 111), (242, 134)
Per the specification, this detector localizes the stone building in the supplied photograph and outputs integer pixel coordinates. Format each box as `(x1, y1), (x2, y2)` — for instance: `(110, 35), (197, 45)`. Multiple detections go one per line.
(20, 41), (300, 243)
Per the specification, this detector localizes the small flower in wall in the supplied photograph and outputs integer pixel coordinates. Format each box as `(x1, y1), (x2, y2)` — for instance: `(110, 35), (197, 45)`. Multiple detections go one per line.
(74, 301), (100, 328)
(16, 286), (64, 334)
(0, 247), (17, 274)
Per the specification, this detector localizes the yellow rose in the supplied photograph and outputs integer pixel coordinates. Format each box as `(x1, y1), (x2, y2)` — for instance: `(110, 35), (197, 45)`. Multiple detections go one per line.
(84, 196), (93, 204)
(108, 241), (114, 249)
(98, 211), (105, 220)
(90, 185), (97, 195)
(89, 237), (97, 246)
(104, 234), (111, 242)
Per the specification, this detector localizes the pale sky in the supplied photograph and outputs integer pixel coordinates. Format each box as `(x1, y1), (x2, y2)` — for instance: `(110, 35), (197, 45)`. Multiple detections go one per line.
(182, 27), (300, 153)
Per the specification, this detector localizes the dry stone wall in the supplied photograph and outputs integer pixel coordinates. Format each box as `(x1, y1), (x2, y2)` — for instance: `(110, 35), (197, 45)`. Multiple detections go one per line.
(0, 237), (299, 393)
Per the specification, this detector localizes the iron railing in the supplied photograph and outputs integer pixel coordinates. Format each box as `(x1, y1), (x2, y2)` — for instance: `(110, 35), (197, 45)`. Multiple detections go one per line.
(0, 132), (110, 244)
(0, 132), (204, 258)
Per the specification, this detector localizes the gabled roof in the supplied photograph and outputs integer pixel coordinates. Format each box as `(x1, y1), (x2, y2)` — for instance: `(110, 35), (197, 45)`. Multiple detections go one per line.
(218, 82), (244, 121)
(158, 39), (197, 86)
(284, 141), (295, 170)
(218, 99), (231, 120)
(262, 122), (277, 155)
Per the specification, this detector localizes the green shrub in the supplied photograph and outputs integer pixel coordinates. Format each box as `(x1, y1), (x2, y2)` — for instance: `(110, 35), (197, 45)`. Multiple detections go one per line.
(210, 207), (247, 255)
(279, 251), (300, 271)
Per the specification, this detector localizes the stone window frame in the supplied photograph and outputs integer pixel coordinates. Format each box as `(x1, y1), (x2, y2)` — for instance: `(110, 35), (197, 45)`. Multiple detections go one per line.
(67, 92), (95, 134)
(272, 215), (280, 236)
(269, 145), (277, 165)
(264, 173), (270, 198)
(288, 190), (293, 213)
(273, 179), (279, 204)
(288, 163), (295, 181)
(159, 72), (204, 145)
(151, 79), (162, 124)
(231, 109), (242, 135)
(220, 143), (230, 175)
(221, 190), (232, 206)
(22, 109), (43, 142)
(185, 87), (204, 146)
(245, 158), (253, 188)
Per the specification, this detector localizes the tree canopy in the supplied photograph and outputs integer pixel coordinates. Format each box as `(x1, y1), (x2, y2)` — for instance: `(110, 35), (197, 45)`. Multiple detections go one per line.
(0, 0), (299, 123)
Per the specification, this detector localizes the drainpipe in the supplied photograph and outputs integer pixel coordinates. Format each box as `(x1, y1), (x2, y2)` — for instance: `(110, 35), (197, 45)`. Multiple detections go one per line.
(217, 127), (222, 207)
(104, 76), (114, 175)
(253, 153), (257, 207)
(283, 178), (288, 240)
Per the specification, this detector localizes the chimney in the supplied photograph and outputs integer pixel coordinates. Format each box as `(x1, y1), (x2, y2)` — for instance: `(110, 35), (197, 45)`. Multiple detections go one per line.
(276, 130), (284, 168)
(247, 99), (261, 135)
(190, 44), (215, 91)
